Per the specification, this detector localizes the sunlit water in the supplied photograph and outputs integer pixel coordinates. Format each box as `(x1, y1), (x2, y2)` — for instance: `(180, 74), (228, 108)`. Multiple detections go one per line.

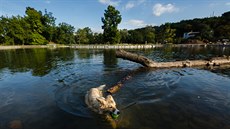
(0, 45), (230, 129)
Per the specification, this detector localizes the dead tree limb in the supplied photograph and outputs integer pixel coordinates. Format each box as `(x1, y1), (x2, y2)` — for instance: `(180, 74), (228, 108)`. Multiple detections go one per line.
(115, 49), (230, 68)
(107, 77), (129, 94)
(107, 49), (230, 94)
(115, 49), (157, 67)
(107, 67), (148, 94)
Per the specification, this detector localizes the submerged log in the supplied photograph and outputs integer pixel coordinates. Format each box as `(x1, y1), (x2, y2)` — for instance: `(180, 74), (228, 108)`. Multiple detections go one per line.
(107, 67), (148, 94)
(107, 49), (230, 94)
(107, 74), (132, 94)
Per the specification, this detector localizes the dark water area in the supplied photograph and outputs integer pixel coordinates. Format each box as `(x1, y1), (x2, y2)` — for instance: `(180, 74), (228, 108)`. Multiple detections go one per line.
(0, 45), (230, 129)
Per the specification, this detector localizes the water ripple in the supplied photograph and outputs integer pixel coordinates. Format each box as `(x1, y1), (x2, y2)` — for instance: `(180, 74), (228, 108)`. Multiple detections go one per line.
(0, 87), (15, 113)
(55, 87), (93, 118)
(54, 77), (96, 118)
(137, 69), (184, 103)
(115, 68), (189, 107)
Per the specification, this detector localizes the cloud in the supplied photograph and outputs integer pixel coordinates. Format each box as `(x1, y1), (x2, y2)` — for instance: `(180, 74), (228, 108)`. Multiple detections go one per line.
(153, 3), (178, 16)
(124, 0), (145, 10)
(125, 2), (135, 10)
(122, 19), (156, 29)
(45, 0), (51, 4)
(226, 2), (230, 6)
(209, 3), (220, 8)
(126, 19), (147, 27)
(98, 0), (120, 6)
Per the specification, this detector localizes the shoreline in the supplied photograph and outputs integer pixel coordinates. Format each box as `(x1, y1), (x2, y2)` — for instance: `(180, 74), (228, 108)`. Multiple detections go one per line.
(0, 44), (69, 50)
(0, 44), (229, 50)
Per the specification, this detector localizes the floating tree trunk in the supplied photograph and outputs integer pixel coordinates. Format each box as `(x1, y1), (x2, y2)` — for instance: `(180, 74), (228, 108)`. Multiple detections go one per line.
(107, 49), (230, 94)
(115, 49), (230, 68)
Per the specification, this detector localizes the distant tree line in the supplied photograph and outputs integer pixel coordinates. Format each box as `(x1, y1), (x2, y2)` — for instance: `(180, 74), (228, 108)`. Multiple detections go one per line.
(0, 7), (75, 45)
(0, 6), (229, 45)
(121, 11), (230, 44)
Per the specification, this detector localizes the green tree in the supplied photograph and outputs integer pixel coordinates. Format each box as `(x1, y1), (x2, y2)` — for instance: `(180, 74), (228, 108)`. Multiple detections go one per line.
(9, 16), (26, 45)
(123, 26), (155, 44)
(198, 24), (213, 41)
(41, 9), (56, 42)
(129, 30), (144, 43)
(120, 29), (129, 43)
(0, 16), (10, 44)
(216, 11), (230, 39)
(215, 25), (230, 39)
(222, 11), (230, 22)
(25, 7), (43, 33)
(101, 5), (122, 44)
(164, 23), (176, 43)
(157, 23), (176, 44)
(93, 33), (104, 44)
(75, 27), (93, 44)
(144, 26), (155, 43)
(25, 7), (47, 45)
(0, 16), (31, 45)
(54, 22), (75, 44)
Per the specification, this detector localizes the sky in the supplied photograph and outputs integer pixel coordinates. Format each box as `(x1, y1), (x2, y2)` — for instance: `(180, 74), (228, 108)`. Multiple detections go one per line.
(0, 0), (230, 32)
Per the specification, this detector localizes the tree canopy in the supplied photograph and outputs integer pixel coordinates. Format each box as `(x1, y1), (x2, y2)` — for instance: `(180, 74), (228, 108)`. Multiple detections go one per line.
(101, 5), (122, 44)
(0, 7), (75, 45)
(0, 6), (229, 45)
(120, 11), (230, 44)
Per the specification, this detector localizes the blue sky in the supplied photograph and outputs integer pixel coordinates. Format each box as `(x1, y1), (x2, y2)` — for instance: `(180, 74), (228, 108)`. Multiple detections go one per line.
(0, 0), (230, 32)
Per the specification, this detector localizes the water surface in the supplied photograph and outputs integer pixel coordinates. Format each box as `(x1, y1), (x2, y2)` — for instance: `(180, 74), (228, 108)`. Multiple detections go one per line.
(0, 45), (230, 129)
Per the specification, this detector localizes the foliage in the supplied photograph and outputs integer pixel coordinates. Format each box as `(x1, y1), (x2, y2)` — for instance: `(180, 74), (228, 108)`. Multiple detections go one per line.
(159, 23), (176, 43)
(144, 26), (155, 43)
(54, 22), (75, 44)
(120, 26), (155, 44)
(25, 7), (43, 33)
(120, 29), (129, 43)
(30, 33), (47, 45)
(41, 9), (56, 42)
(101, 5), (122, 44)
(92, 33), (104, 44)
(122, 11), (230, 44)
(0, 6), (229, 45)
(75, 27), (93, 44)
(171, 11), (230, 43)
(128, 30), (144, 43)
(0, 7), (75, 45)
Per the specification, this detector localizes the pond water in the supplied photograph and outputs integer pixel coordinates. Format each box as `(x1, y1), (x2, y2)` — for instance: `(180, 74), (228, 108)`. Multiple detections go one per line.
(0, 45), (230, 129)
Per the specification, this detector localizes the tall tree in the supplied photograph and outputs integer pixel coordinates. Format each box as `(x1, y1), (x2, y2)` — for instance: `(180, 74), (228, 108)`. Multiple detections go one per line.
(156, 23), (176, 44)
(0, 16), (10, 44)
(9, 16), (26, 45)
(54, 22), (75, 44)
(120, 29), (129, 43)
(25, 7), (47, 45)
(93, 33), (104, 44)
(25, 7), (43, 33)
(75, 27), (93, 44)
(129, 30), (144, 43)
(101, 5), (122, 44)
(144, 26), (155, 43)
(164, 23), (176, 43)
(41, 9), (56, 42)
